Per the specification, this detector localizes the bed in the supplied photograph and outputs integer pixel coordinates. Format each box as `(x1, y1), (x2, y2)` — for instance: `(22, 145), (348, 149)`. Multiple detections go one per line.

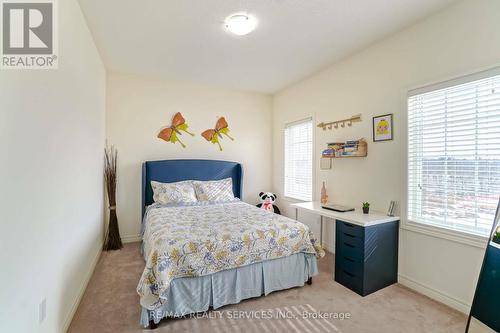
(137, 159), (324, 329)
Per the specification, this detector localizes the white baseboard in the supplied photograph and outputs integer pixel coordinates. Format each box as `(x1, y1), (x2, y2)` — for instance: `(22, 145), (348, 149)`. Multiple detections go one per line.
(398, 273), (471, 314)
(62, 245), (102, 332)
(121, 234), (141, 243)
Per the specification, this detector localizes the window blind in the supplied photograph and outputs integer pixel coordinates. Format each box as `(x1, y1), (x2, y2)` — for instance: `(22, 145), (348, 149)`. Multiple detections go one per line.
(408, 71), (500, 236)
(284, 118), (313, 201)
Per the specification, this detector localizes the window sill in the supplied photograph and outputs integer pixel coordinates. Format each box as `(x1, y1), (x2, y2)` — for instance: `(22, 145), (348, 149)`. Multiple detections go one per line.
(282, 196), (312, 203)
(402, 220), (489, 249)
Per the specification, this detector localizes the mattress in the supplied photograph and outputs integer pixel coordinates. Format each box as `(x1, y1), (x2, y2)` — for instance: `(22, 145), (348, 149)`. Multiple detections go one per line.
(137, 200), (324, 311)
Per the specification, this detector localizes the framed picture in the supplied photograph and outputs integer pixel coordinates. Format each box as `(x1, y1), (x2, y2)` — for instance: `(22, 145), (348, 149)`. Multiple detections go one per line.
(373, 114), (393, 142)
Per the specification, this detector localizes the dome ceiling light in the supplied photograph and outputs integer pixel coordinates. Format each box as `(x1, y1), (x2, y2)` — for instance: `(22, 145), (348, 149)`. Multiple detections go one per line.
(224, 13), (258, 36)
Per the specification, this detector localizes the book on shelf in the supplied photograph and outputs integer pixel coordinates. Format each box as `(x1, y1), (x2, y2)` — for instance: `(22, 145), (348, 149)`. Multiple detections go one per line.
(322, 148), (335, 157)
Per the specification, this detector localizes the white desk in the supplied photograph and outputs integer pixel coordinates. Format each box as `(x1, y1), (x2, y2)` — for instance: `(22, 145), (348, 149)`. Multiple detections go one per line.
(291, 201), (400, 246)
(292, 201), (400, 296)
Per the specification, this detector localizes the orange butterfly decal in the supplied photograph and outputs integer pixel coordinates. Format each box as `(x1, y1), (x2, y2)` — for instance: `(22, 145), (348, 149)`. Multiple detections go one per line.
(201, 117), (234, 151)
(158, 112), (194, 148)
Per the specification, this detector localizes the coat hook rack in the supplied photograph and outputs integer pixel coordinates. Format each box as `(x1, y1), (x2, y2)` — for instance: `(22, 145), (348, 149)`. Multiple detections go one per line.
(317, 114), (362, 131)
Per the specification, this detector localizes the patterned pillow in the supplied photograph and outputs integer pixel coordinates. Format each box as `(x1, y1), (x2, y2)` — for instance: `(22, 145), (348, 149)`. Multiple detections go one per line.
(151, 180), (197, 205)
(193, 178), (235, 202)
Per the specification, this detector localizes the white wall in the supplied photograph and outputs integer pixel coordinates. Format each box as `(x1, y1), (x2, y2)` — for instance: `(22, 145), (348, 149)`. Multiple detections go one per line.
(106, 73), (273, 241)
(272, 0), (500, 313)
(0, 0), (106, 332)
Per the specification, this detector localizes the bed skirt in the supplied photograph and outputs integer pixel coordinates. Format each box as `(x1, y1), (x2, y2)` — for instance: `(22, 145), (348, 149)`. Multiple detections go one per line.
(141, 252), (318, 327)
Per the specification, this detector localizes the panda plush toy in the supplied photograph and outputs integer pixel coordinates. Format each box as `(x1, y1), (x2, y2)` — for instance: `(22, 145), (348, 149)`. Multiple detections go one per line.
(256, 192), (281, 215)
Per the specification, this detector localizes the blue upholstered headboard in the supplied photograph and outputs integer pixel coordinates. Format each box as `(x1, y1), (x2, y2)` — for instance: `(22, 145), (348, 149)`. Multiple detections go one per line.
(141, 159), (243, 217)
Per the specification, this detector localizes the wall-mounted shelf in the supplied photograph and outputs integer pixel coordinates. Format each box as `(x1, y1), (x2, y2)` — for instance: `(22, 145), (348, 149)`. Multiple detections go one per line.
(322, 138), (367, 159)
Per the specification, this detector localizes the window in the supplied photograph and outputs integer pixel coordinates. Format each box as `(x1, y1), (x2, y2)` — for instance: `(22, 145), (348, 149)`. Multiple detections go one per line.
(408, 69), (500, 236)
(284, 118), (313, 201)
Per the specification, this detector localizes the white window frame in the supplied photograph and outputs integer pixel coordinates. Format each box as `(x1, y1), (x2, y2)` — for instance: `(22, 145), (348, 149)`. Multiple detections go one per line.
(283, 117), (314, 201)
(403, 67), (500, 247)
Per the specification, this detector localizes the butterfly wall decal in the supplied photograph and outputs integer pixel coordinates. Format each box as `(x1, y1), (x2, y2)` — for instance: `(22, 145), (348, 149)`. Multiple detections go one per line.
(201, 117), (234, 151)
(157, 112), (194, 148)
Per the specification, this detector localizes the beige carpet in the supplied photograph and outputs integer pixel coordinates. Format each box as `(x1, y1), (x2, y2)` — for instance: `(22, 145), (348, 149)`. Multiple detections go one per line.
(68, 243), (466, 333)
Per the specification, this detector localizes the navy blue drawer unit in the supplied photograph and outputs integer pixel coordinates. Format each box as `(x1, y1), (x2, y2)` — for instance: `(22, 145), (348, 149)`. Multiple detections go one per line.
(335, 219), (399, 296)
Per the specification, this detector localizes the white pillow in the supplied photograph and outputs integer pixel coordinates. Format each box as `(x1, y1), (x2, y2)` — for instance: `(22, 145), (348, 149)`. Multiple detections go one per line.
(193, 178), (235, 202)
(150, 180), (197, 205)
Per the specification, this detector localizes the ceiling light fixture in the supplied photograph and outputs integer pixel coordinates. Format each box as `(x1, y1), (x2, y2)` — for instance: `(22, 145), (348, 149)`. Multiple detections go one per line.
(224, 13), (257, 36)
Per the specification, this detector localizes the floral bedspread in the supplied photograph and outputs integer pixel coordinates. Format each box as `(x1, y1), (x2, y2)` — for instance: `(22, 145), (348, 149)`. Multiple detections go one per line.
(137, 200), (324, 310)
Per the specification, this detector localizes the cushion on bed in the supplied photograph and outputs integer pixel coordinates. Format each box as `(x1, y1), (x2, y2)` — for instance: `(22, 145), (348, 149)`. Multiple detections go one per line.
(151, 180), (197, 204)
(193, 178), (234, 201)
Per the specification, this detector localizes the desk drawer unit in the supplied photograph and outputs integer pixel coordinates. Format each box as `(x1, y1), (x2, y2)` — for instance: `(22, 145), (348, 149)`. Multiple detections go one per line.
(335, 219), (399, 296)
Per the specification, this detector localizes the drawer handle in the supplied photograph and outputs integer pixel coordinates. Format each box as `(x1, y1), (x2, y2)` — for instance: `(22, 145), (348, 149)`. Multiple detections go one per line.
(344, 242), (355, 248)
(344, 256), (355, 263)
(343, 270), (355, 278)
(343, 222), (355, 228)
(343, 232), (356, 238)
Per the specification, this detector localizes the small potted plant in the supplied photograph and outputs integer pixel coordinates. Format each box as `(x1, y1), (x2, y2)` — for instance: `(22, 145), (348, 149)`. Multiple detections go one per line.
(493, 226), (500, 245)
(362, 202), (370, 214)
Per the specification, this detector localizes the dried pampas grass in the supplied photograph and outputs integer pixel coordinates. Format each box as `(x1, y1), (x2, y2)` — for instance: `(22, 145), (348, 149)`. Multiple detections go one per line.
(104, 145), (123, 251)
